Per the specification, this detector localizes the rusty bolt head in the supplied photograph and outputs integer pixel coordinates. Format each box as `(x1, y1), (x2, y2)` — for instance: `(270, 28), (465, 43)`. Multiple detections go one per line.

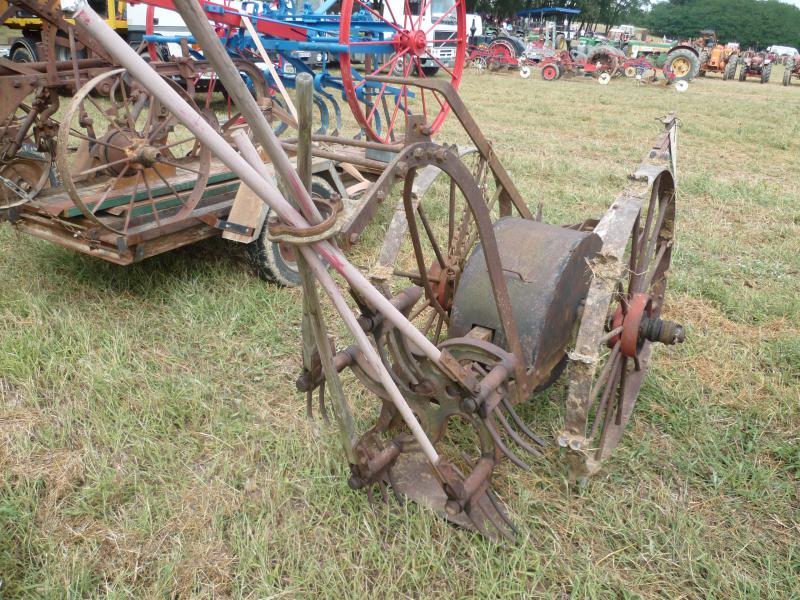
(445, 499), (462, 516)
(460, 397), (478, 414)
(347, 475), (364, 490)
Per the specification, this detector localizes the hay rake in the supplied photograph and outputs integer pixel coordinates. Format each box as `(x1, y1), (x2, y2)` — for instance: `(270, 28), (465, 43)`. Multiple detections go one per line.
(67, 0), (685, 540)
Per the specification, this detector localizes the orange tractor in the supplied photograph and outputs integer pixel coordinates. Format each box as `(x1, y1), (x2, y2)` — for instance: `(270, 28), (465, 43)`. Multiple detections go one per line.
(695, 31), (739, 80)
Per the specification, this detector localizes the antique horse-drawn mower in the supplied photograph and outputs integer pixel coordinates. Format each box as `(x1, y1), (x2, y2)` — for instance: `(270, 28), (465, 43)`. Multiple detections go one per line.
(64, 0), (685, 540)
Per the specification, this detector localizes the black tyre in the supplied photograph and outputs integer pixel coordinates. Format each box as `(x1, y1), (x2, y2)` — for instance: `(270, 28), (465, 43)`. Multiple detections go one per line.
(245, 177), (335, 286)
(739, 63), (748, 81)
(541, 63), (560, 81)
(10, 41), (37, 63)
(421, 66), (440, 77)
(761, 63), (772, 84)
(784, 59), (794, 86)
(664, 48), (700, 81)
(723, 56), (738, 80)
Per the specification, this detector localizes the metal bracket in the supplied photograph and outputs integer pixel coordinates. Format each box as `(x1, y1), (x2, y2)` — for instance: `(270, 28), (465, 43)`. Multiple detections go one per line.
(196, 213), (255, 236)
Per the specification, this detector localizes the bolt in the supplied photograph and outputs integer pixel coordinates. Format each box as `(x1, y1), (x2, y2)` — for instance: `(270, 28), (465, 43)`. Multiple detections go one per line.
(460, 397), (477, 413)
(445, 499), (462, 516)
(347, 475), (363, 490)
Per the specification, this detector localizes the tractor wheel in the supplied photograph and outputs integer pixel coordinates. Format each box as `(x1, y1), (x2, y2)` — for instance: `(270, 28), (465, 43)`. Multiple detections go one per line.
(664, 48), (700, 81)
(723, 56), (738, 81)
(10, 41), (37, 63)
(739, 63), (748, 81)
(784, 59), (794, 86)
(624, 65), (637, 78)
(761, 63), (772, 84)
(246, 177), (335, 286)
(541, 64), (560, 81)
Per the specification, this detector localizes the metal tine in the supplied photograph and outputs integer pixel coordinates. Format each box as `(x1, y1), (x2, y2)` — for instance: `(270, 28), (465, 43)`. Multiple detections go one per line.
(501, 397), (548, 447)
(455, 459), (518, 542)
(493, 406), (544, 458)
(475, 493), (517, 542)
(485, 416), (531, 471)
(467, 498), (515, 543)
(486, 487), (520, 536)
(318, 381), (330, 424)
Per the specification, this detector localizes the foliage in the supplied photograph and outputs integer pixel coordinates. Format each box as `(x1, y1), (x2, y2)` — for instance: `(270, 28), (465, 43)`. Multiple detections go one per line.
(466, 0), (651, 25)
(647, 0), (800, 49)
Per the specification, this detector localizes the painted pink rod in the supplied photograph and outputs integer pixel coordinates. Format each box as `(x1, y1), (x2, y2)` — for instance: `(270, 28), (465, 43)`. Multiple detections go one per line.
(63, 0), (444, 465)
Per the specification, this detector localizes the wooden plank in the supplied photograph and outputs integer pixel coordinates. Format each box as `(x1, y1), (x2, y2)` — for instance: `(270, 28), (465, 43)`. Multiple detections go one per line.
(29, 158), (236, 217)
(222, 182), (270, 244)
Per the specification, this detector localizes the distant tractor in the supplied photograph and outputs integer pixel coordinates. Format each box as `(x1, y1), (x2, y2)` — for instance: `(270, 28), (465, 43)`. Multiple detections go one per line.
(784, 57), (800, 85)
(738, 51), (773, 83)
(641, 30), (738, 82)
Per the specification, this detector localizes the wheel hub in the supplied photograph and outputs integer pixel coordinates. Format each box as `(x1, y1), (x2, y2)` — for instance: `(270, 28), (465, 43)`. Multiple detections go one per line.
(397, 29), (429, 57)
(608, 292), (685, 357)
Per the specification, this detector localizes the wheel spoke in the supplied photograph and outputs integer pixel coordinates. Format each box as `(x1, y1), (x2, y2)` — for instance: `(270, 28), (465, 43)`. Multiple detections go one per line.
(121, 171), (142, 234)
(91, 168), (129, 215)
(417, 204), (446, 268)
(423, 48), (457, 78)
(353, 0), (403, 33)
(425, 2), (458, 35)
(74, 156), (133, 178)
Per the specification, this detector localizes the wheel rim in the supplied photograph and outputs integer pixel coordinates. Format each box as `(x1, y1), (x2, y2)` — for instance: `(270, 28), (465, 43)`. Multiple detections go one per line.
(56, 69), (211, 236)
(542, 65), (558, 80)
(339, 0), (466, 144)
(588, 173), (675, 462)
(671, 56), (691, 77)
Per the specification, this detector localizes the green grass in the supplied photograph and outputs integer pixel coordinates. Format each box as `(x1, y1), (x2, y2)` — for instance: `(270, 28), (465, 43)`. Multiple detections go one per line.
(2, 66), (800, 598)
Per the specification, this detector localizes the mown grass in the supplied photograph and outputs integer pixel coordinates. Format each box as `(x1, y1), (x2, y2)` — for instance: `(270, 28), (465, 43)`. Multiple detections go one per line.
(1, 66), (799, 599)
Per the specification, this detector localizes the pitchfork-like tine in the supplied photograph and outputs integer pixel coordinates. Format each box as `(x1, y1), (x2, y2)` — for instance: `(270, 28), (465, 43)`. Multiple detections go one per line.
(485, 416), (531, 471)
(477, 494), (517, 542)
(486, 488), (520, 536)
(305, 389), (314, 421)
(493, 407), (544, 458)
(501, 397), (548, 447)
(318, 381), (330, 424)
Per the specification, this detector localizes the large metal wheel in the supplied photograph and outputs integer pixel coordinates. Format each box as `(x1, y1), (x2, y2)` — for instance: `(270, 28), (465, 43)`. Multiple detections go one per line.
(372, 147), (517, 344)
(563, 170), (679, 483)
(56, 69), (211, 236)
(338, 0), (466, 143)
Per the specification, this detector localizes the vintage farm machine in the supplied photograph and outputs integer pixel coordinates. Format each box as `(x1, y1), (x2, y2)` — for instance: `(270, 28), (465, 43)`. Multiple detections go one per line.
(737, 51), (773, 83)
(136, 0), (467, 144)
(65, 0), (685, 539)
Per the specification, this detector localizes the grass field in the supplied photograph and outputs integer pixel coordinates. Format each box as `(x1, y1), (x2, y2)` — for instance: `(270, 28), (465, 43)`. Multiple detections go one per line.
(1, 65), (799, 599)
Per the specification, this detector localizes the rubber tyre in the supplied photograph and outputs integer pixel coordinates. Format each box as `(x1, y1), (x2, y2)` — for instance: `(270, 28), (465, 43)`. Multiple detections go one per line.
(245, 177), (335, 286)
(10, 42), (37, 63)
(541, 64), (560, 81)
(723, 56), (738, 81)
(784, 59), (794, 86)
(761, 64), (772, 84)
(664, 48), (700, 81)
(739, 63), (748, 81)
(421, 66), (440, 77)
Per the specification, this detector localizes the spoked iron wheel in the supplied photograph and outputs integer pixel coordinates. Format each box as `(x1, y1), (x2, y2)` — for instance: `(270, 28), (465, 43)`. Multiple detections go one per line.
(564, 171), (683, 483)
(56, 69), (210, 235)
(338, 0), (466, 143)
(377, 147), (515, 344)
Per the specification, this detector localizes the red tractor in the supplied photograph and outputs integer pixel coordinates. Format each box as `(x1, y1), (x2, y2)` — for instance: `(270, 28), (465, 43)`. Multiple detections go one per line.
(783, 56), (800, 86)
(738, 51), (774, 83)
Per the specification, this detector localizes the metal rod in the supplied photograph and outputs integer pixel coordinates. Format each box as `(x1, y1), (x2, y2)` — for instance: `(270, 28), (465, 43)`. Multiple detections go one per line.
(63, 1), (444, 466)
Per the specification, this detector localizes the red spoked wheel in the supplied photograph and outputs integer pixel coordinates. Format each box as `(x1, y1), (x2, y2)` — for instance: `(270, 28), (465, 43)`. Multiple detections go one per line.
(541, 63), (560, 81)
(338, 0), (466, 143)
